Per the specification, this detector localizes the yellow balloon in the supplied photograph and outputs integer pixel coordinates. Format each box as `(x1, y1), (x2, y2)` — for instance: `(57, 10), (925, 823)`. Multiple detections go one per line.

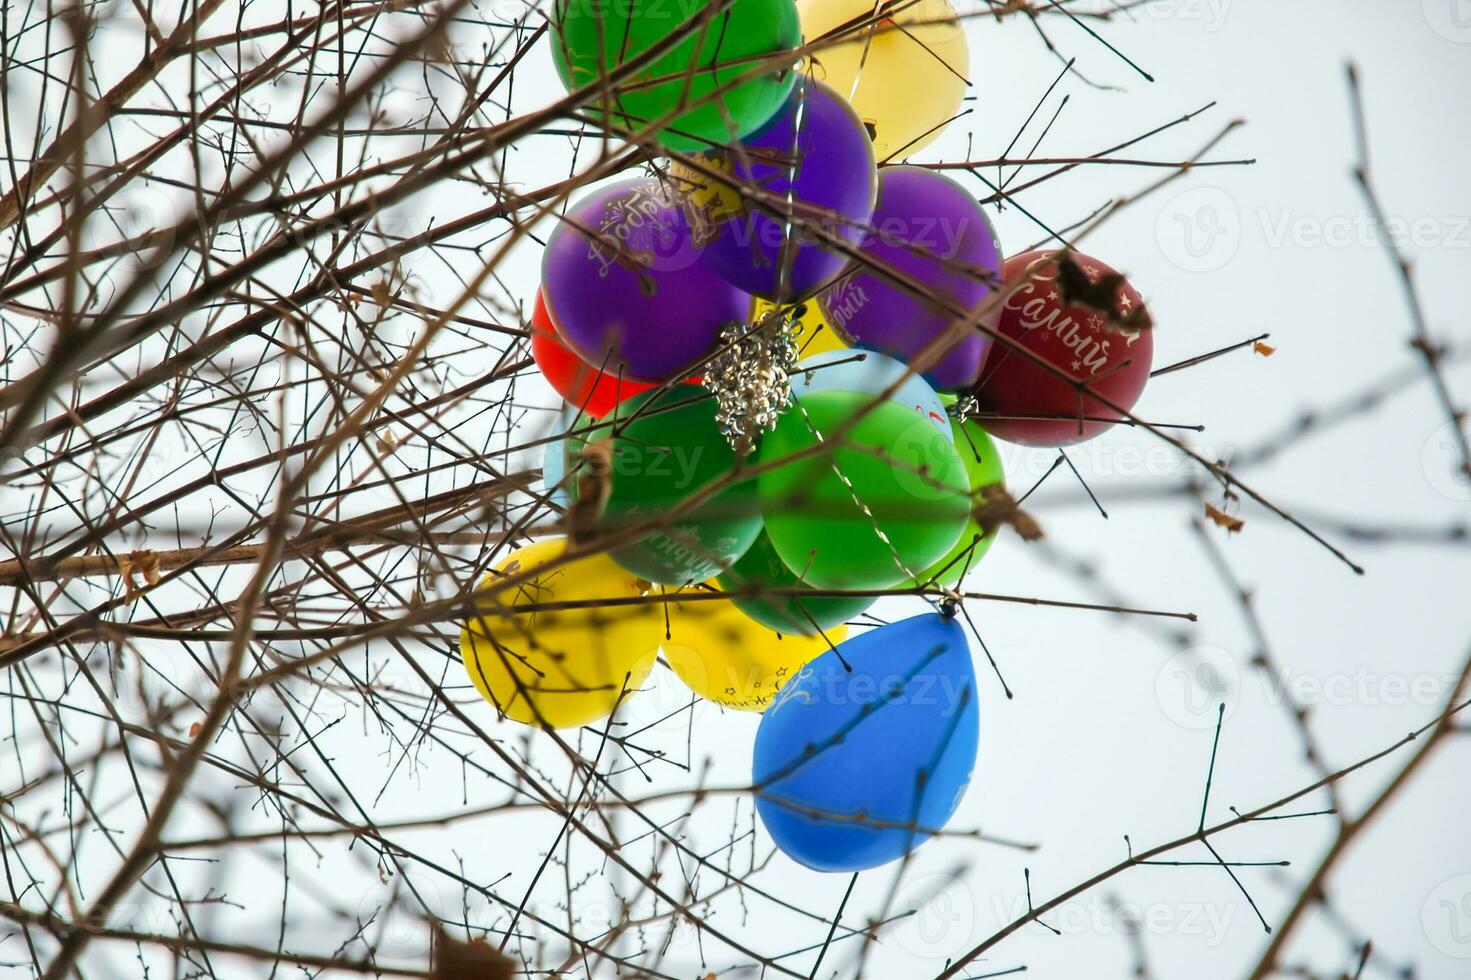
(751, 297), (849, 358)
(799, 0), (970, 161)
(460, 539), (664, 729)
(658, 584), (847, 712)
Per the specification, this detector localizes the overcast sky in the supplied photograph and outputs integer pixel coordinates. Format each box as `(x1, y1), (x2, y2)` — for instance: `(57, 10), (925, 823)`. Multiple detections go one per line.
(291, 2), (1471, 976)
(588, 2), (1471, 975)
(5, 1), (1468, 977)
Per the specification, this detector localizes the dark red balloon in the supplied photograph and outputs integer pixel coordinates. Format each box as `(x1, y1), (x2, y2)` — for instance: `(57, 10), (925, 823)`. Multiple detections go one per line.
(970, 251), (1153, 446)
(529, 287), (658, 418)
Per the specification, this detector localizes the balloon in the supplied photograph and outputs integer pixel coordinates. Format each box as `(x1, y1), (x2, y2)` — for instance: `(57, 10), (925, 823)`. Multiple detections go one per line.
(531, 287), (660, 416)
(750, 297), (848, 357)
(658, 583), (846, 711)
(916, 419), (1006, 588)
(551, 0), (800, 153)
(791, 348), (950, 437)
(543, 179), (749, 382)
(970, 250), (1154, 446)
(799, 0), (969, 161)
(715, 529), (875, 634)
(539, 405), (585, 509)
(756, 389), (969, 590)
(674, 78), (876, 302)
(600, 384), (763, 585)
(460, 538), (664, 729)
(752, 612), (980, 871)
(816, 166), (1002, 391)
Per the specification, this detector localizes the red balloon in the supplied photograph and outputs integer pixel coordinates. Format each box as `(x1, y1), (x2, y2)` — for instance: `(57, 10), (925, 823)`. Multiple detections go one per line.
(970, 251), (1153, 446)
(530, 288), (657, 417)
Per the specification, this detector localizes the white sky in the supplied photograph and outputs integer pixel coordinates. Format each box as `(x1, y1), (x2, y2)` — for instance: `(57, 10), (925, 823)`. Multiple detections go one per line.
(4, 1), (1469, 977)
(435, 2), (1471, 974)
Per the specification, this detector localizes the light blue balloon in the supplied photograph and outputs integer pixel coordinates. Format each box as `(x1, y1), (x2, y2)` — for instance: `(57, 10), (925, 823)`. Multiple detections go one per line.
(791, 349), (951, 437)
(752, 613), (980, 872)
(540, 405), (587, 509)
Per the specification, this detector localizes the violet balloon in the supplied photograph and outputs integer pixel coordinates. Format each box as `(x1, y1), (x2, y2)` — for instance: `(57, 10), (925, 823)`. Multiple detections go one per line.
(675, 78), (877, 302)
(815, 166), (1002, 391)
(543, 179), (750, 382)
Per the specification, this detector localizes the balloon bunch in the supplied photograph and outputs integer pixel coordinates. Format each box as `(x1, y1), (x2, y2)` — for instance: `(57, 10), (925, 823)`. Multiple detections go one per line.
(463, 0), (1158, 874)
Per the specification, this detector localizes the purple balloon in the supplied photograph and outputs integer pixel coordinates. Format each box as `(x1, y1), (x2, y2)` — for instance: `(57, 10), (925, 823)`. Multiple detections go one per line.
(815, 166), (1002, 391)
(543, 178), (749, 382)
(677, 79), (877, 302)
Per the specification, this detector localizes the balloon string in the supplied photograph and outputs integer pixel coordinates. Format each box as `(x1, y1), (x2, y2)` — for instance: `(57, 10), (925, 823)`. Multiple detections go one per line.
(774, 72), (810, 301)
(845, 1), (882, 105)
(787, 396), (923, 591)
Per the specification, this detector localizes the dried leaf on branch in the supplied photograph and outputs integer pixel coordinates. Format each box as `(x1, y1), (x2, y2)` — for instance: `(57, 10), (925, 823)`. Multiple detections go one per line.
(433, 927), (515, 980)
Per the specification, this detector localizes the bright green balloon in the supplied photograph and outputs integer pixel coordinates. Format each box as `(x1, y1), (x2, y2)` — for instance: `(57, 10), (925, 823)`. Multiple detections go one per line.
(756, 390), (969, 590)
(715, 529), (875, 635)
(917, 419), (1007, 588)
(551, 0), (801, 153)
(602, 385), (762, 585)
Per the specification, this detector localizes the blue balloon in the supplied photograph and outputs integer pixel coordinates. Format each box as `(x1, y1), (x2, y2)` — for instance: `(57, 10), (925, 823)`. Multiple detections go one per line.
(540, 405), (589, 509)
(791, 349), (951, 438)
(752, 613), (979, 872)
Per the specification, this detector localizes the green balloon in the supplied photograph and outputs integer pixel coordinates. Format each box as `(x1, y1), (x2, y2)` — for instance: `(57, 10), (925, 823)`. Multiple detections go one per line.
(601, 385), (762, 584)
(756, 390), (969, 590)
(917, 419), (1007, 588)
(551, 0), (800, 153)
(715, 529), (875, 635)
